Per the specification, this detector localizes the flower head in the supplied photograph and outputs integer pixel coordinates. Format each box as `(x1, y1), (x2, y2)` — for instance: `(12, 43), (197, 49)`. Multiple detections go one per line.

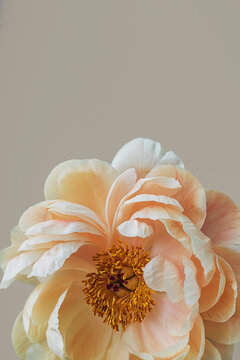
(1, 138), (240, 360)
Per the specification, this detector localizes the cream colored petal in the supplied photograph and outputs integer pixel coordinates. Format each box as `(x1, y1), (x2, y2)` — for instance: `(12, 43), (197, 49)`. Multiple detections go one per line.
(143, 255), (165, 291)
(28, 242), (84, 278)
(10, 225), (27, 246)
(184, 316), (205, 360)
(122, 194), (184, 212)
(183, 257), (200, 307)
(147, 166), (206, 228)
(117, 220), (153, 238)
(101, 331), (129, 360)
(0, 250), (43, 288)
(204, 293), (240, 344)
(26, 342), (60, 360)
(19, 201), (54, 232)
(46, 289), (68, 359)
(202, 190), (240, 250)
(48, 200), (107, 233)
(105, 168), (137, 228)
(44, 159), (118, 221)
(112, 138), (183, 176)
(164, 259), (184, 303)
(12, 312), (32, 360)
(161, 220), (192, 253)
(202, 257), (237, 323)
(201, 339), (221, 360)
(199, 256), (226, 313)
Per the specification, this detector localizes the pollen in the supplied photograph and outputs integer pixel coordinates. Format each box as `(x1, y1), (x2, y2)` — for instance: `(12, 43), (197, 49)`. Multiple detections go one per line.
(83, 243), (155, 331)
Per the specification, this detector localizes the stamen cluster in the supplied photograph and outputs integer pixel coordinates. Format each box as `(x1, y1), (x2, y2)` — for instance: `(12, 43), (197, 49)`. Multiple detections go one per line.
(83, 243), (155, 331)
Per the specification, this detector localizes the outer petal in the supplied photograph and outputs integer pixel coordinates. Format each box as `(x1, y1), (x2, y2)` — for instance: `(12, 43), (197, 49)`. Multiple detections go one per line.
(111, 138), (184, 177)
(204, 293), (240, 344)
(44, 159), (118, 221)
(12, 312), (32, 360)
(147, 166), (206, 228)
(185, 316), (205, 360)
(201, 339), (221, 360)
(202, 190), (240, 249)
(202, 256), (237, 323)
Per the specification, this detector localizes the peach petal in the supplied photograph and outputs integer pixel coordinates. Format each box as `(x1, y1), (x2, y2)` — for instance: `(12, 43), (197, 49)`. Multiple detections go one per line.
(48, 200), (107, 233)
(19, 201), (54, 232)
(211, 341), (234, 360)
(204, 293), (240, 344)
(147, 166), (206, 228)
(199, 256), (226, 313)
(202, 257), (237, 322)
(12, 312), (32, 360)
(44, 159), (118, 221)
(26, 219), (103, 236)
(105, 168), (137, 229)
(214, 246), (240, 288)
(111, 138), (184, 176)
(164, 259), (184, 303)
(161, 220), (192, 253)
(117, 220), (154, 238)
(28, 242), (85, 278)
(183, 257), (200, 307)
(202, 190), (240, 249)
(201, 339), (221, 360)
(185, 316), (205, 360)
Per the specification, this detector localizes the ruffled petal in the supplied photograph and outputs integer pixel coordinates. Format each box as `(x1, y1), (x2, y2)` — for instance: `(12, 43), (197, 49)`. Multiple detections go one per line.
(44, 159), (118, 221)
(111, 138), (184, 177)
(204, 293), (240, 344)
(202, 256), (237, 323)
(147, 166), (206, 228)
(118, 220), (154, 238)
(202, 190), (240, 250)
(214, 246), (240, 288)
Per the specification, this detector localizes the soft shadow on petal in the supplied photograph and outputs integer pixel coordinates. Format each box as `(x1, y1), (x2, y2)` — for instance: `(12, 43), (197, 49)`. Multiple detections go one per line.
(201, 339), (221, 360)
(211, 341), (234, 360)
(204, 293), (240, 344)
(214, 246), (240, 289)
(202, 256), (237, 323)
(147, 166), (206, 228)
(12, 312), (32, 360)
(184, 316), (205, 360)
(44, 159), (118, 221)
(202, 190), (240, 249)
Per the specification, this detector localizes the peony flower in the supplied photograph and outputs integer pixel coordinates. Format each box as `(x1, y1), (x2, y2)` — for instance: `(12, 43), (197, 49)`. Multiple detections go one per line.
(1, 138), (240, 360)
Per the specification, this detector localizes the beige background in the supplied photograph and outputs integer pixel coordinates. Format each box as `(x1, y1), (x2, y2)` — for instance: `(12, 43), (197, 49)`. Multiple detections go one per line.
(0, 0), (239, 358)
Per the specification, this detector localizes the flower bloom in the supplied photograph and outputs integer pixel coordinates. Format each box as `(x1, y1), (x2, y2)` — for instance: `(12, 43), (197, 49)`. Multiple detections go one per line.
(1, 138), (240, 360)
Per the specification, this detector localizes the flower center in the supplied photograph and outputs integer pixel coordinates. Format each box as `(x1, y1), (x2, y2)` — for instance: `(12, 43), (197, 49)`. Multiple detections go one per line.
(83, 243), (155, 331)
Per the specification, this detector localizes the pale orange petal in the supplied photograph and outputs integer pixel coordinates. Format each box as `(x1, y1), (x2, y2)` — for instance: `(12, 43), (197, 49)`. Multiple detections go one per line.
(202, 256), (237, 322)
(185, 316), (205, 360)
(214, 246), (240, 288)
(201, 339), (221, 360)
(147, 165), (206, 228)
(44, 159), (118, 221)
(199, 256), (226, 313)
(204, 293), (240, 344)
(202, 190), (240, 249)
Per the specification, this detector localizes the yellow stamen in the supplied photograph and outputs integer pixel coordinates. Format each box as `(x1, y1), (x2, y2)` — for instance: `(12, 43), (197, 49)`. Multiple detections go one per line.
(83, 243), (155, 331)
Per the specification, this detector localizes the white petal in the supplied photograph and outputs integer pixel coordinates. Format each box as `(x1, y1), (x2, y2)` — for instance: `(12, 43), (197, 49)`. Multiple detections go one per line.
(26, 220), (102, 236)
(111, 138), (184, 173)
(46, 289), (68, 359)
(28, 242), (83, 277)
(0, 251), (43, 288)
(117, 220), (153, 238)
(143, 255), (165, 291)
(183, 257), (200, 307)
